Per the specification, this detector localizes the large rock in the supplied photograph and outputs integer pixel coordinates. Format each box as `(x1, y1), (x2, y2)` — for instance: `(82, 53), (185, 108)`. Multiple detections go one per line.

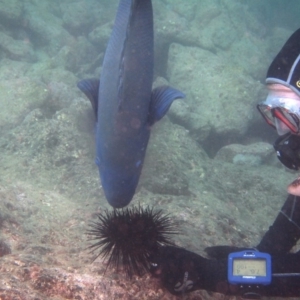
(23, 2), (74, 57)
(0, 77), (49, 128)
(154, 0), (223, 52)
(141, 117), (209, 196)
(41, 68), (79, 87)
(0, 0), (22, 25)
(167, 43), (263, 143)
(0, 31), (36, 62)
(62, 1), (96, 35)
(45, 37), (98, 76)
(88, 22), (112, 52)
(0, 59), (30, 80)
(154, 0), (198, 22)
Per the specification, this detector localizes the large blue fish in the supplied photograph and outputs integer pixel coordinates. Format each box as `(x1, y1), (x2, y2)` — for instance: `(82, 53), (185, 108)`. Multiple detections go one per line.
(77, 0), (185, 208)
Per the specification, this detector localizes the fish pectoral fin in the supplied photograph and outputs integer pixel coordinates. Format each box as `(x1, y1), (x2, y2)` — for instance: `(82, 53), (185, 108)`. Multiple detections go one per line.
(148, 86), (185, 126)
(77, 78), (100, 120)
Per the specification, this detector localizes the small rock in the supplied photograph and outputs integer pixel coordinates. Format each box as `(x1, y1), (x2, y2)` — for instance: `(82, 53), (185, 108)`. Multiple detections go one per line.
(0, 240), (11, 257)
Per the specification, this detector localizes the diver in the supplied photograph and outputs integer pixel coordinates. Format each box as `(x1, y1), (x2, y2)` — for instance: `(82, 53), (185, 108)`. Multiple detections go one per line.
(150, 28), (300, 298)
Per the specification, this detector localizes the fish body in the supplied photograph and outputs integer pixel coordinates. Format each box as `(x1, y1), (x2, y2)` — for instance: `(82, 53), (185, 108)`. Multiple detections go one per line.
(78, 0), (185, 208)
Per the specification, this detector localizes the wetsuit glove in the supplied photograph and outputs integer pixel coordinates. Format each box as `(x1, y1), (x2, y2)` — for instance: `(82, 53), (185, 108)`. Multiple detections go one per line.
(149, 246), (229, 295)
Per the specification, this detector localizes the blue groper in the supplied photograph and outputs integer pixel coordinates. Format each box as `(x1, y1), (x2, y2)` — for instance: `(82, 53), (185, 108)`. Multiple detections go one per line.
(77, 0), (185, 208)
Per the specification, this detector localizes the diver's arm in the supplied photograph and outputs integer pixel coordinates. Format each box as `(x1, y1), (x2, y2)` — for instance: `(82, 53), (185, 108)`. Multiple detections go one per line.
(151, 246), (300, 297)
(257, 194), (300, 255)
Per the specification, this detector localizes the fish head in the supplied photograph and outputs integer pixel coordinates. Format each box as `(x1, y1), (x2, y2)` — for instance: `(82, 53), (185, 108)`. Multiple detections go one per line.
(98, 163), (141, 208)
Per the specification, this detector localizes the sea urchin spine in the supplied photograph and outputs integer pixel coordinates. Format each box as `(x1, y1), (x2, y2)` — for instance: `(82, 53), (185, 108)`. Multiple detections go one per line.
(87, 206), (178, 278)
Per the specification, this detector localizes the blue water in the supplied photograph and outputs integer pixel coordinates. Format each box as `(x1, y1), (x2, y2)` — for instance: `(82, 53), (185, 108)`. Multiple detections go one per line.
(0, 0), (299, 299)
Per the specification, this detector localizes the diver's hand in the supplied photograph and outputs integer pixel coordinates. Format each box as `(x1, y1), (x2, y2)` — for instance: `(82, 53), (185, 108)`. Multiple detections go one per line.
(205, 245), (255, 259)
(150, 246), (229, 295)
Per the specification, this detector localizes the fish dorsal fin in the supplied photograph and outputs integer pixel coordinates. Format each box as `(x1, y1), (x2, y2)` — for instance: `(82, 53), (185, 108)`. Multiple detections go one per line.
(77, 78), (100, 120)
(148, 86), (185, 126)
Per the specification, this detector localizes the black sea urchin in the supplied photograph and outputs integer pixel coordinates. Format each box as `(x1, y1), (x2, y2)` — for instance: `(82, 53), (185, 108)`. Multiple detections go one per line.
(87, 206), (178, 277)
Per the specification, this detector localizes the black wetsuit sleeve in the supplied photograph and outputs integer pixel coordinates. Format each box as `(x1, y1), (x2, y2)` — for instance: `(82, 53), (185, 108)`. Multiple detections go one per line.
(257, 194), (300, 255)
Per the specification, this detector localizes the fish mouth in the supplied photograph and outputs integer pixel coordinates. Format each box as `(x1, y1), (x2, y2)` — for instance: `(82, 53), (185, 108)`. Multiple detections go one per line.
(100, 170), (139, 208)
(105, 189), (136, 209)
